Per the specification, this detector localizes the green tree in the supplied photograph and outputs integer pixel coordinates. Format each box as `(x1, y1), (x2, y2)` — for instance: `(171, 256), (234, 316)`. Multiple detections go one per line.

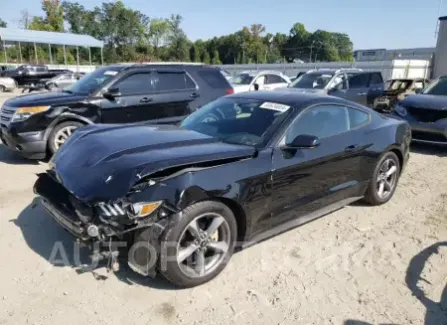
(211, 49), (221, 64)
(167, 14), (190, 61)
(42, 0), (64, 32)
(202, 51), (211, 64)
(149, 18), (172, 59)
(0, 18), (7, 28)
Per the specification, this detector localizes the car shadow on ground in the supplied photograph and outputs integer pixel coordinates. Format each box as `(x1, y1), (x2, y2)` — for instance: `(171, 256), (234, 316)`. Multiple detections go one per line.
(410, 143), (447, 157)
(12, 199), (177, 290)
(344, 241), (447, 325)
(0, 144), (40, 165)
(405, 241), (447, 325)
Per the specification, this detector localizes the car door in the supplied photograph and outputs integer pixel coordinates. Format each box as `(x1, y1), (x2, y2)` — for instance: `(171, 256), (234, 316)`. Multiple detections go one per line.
(366, 72), (385, 107)
(264, 74), (289, 90)
(131, 69), (196, 124)
(344, 73), (370, 105)
(99, 70), (155, 124)
(270, 103), (369, 228)
(251, 74), (266, 91)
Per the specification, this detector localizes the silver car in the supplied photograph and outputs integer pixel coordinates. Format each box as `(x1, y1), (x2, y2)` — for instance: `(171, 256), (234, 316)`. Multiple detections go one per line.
(45, 72), (85, 91)
(0, 77), (17, 92)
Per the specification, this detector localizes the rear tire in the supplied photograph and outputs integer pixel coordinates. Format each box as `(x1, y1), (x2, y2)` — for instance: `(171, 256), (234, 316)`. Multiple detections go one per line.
(159, 201), (237, 288)
(0, 85), (5, 93)
(48, 121), (84, 155)
(363, 151), (400, 205)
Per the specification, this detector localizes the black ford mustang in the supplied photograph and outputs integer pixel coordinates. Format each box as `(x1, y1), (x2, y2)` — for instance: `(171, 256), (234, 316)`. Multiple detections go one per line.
(34, 91), (411, 287)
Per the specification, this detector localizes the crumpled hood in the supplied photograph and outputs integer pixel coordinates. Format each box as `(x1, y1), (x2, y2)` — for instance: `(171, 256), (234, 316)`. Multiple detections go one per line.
(400, 94), (447, 110)
(52, 123), (255, 202)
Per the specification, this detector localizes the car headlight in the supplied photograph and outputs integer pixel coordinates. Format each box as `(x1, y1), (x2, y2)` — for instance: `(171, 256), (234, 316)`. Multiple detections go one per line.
(130, 201), (163, 218)
(12, 106), (50, 122)
(394, 103), (407, 117)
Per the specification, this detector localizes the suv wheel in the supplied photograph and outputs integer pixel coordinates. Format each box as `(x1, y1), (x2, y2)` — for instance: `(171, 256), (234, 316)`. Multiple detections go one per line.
(48, 121), (83, 155)
(159, 201), (237, 288)
(0, 85), (5, 93)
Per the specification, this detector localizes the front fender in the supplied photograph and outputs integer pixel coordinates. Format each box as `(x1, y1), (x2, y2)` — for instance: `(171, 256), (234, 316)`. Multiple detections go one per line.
(43, 111), (97, 141)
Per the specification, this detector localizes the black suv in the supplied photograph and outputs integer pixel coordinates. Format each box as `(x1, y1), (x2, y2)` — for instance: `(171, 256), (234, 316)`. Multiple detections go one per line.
(0, 63), (234, 159)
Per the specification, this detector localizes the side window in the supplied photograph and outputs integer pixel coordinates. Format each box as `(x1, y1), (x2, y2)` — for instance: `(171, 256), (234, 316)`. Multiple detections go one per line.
(115, 72), (153, 95)
(414, 81), (424, 90)
(348, 107), (369, 128)
(285, 105), (350, 143)
(255, 75), (266, 85)
(369, 73), (383, 85)
(348, 74), (369, 89)
(153, 72), (196, 92)
(197, 69), (229, 88)
(265, 74), (286, 84)
(331, 74), (347, 90)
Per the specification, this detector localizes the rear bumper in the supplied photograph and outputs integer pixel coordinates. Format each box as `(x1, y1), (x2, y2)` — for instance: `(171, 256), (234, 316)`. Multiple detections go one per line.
(0, 127), (47, 159)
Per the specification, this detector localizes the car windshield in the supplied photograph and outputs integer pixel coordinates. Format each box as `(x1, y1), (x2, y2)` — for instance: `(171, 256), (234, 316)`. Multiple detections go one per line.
(67, 66), (123, 95)
(231, 73), (254, 85)
(180, 97), (293, 147)
(422, 77), (447, 95)
(289, 72), (334, 89)
(388, 80), (411, 90)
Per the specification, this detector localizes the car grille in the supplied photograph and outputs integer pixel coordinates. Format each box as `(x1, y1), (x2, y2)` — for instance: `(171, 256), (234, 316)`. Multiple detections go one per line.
(97, 202), (126, 217)
(0, 105), (15, 127)
(407, 106), (447, 123)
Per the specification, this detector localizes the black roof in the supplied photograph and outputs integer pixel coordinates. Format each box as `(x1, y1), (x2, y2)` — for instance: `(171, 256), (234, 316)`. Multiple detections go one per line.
(230, 90), (362, 109)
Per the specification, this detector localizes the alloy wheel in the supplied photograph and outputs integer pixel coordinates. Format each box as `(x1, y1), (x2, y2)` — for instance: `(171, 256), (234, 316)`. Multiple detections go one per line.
(376, 158), (398, 199)
(177, 212), (231, 278)
(53, 126), (78, 150)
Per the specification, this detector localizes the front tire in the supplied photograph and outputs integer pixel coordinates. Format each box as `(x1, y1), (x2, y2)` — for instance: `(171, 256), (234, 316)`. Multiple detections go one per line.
(48, 121), (83, 155)
(160, 201), (237, 288)
(0, 85), (5, 93)
(363, 151), (400, 205)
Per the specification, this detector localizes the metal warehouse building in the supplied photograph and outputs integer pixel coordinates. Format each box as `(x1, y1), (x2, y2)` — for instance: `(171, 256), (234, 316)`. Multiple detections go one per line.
(354, 47), (435, 62)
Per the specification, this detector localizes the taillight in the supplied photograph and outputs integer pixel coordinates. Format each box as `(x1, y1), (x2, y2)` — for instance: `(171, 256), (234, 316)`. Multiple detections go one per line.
(225, 88), (234, 95)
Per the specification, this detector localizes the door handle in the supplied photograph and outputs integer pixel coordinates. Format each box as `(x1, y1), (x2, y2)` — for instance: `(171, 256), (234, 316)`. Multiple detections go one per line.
(140, 97), (153, 103)
(345, 144), (359, 152)
(190, 92), (200, 98)
(357, 92), (367, 96)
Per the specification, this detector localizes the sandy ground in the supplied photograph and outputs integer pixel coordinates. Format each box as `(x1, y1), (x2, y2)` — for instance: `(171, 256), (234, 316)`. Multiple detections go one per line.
(0, 91), (446, 325)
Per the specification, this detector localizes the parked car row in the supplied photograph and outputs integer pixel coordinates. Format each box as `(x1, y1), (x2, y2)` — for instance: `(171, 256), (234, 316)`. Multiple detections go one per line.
(1, 62), (442, 288)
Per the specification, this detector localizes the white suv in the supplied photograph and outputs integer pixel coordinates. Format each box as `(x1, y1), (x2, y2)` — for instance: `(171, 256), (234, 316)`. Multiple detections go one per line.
(230, 70), (291, 93)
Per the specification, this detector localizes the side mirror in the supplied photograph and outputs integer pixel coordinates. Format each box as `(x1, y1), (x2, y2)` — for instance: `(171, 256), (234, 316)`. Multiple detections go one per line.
(254, 83), (259, 91)
(283, 134), (320, 149)
(103, 87), (121, 100)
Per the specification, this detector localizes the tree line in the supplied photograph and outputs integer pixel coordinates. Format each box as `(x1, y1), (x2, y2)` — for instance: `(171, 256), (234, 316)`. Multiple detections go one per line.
(0, 0), (354, 65)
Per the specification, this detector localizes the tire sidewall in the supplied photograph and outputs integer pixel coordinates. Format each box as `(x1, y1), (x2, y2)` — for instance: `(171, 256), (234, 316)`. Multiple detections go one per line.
(48, 121), (83, 155)
(160, 201), (237, 288)
(0, 85), (5, 93)
(369, 151), (401, 204)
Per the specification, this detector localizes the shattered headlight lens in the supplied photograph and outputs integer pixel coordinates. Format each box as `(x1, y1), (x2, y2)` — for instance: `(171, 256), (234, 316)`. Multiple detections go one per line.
(130, 201), (163, 218)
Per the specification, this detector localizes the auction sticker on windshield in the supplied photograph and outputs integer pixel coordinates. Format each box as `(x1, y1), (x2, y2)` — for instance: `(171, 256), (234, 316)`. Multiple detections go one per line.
(104, 71), (118, 76)
(260, 102), (291, 112)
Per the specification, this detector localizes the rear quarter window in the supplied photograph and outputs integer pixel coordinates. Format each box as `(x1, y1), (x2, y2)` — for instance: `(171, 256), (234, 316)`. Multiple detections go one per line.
(197, 69), (231, 89)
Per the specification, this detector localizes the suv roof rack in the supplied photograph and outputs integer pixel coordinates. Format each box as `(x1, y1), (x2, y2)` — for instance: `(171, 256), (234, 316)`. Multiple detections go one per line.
(119, 62), (206, 66)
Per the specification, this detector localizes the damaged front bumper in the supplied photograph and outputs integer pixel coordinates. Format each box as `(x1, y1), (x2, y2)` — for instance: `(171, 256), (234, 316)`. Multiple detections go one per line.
(33, 172), (172, 277)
